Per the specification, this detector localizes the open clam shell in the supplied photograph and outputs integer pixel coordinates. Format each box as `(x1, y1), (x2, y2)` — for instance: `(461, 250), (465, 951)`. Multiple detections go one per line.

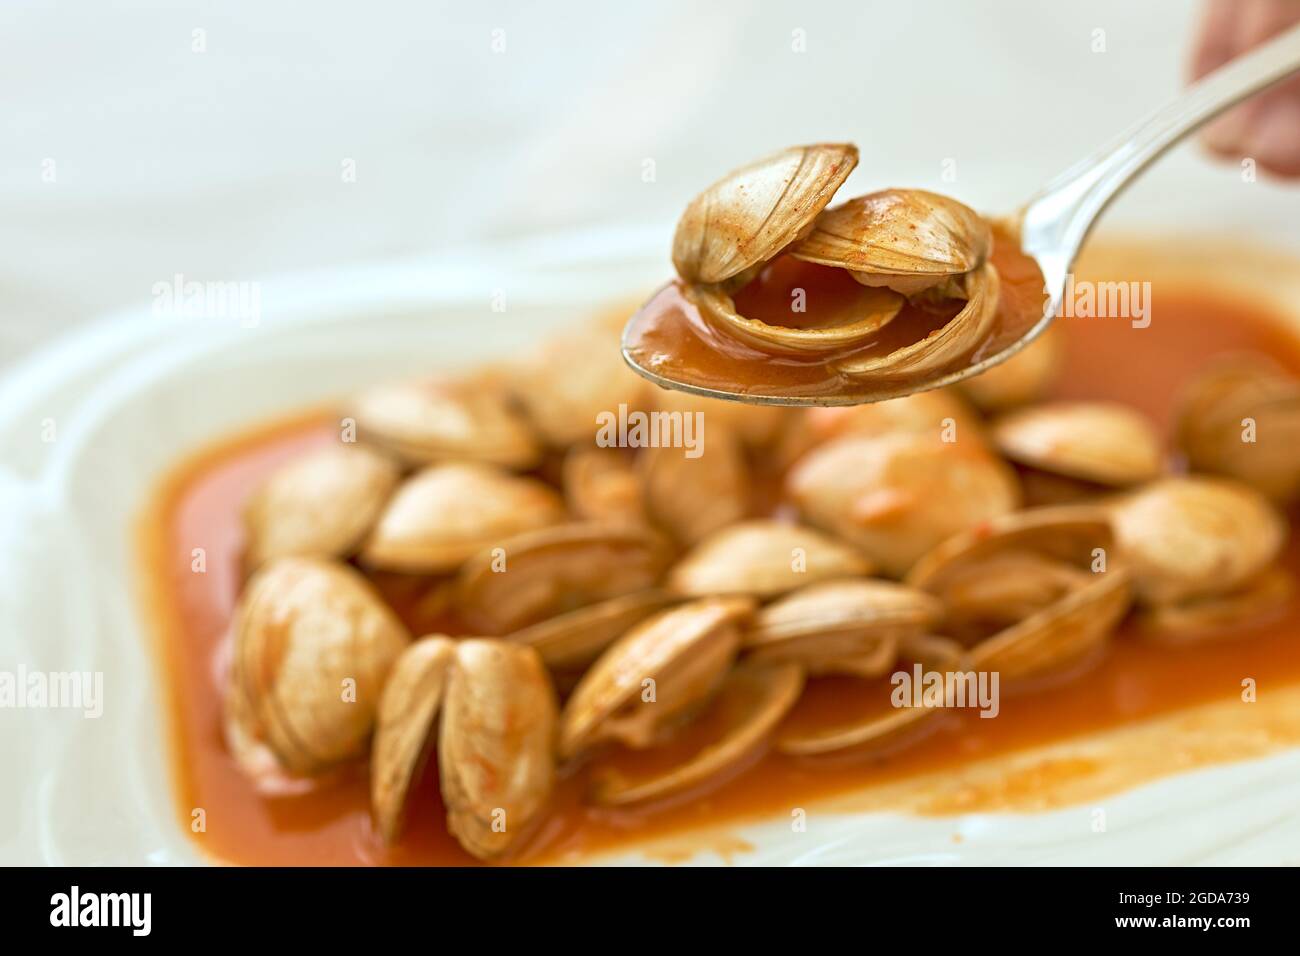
(348, 377), (541, 470)
(557, 596), (753, 760)
(775, 634), (965, 756)
(990, 401), (1163, 487)
(243, 444), (400, 570)
(1110, 476), (1286, 606)
(371, 637), (456, 844)
(672, 143), (859, 285)
(791, 189), (992, 290)
(228, 557), (410, 777)
(666, 518), (874, 599)
(907, 505), (1132, 680)
(745, 578), (942, 676)
(360, 462), (565, 573)
(832, 261), (1000, 380)
(591, 661), (804, 807)
(455, 522), (674, 634)
(788, 431), (1020, 578)
(439, 640), (558, 860)
(507, 589), (676, 671)
(688, 280), (904, 356)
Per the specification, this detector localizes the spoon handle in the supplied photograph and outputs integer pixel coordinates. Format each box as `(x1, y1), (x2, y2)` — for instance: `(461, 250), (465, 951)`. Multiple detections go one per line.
(1020, 22), (1300, 291)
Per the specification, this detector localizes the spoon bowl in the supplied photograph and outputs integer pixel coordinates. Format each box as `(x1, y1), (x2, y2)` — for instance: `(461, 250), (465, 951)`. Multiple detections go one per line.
(623, 23), (1300, 407)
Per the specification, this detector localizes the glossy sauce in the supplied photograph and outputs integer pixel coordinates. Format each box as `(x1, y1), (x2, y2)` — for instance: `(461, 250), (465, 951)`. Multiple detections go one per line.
(141, 269), (1300, 866)
(623, 224), (1044, 402)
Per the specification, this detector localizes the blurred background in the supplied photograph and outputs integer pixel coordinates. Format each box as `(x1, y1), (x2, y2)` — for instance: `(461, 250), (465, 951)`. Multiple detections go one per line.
(3, 0), (1297, 371)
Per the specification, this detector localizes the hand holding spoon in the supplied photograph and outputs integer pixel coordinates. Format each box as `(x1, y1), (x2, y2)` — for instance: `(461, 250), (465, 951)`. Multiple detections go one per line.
(622, 22), (1300, 407)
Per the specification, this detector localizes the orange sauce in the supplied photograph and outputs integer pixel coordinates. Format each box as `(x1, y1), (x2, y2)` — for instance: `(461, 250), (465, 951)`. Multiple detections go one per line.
(141, 270), (1300, 866)
(622, 224), (1043, 401)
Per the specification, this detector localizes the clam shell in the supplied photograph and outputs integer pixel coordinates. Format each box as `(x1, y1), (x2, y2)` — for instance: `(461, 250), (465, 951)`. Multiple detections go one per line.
(360, 462), (565, 573)
(745, 579), (941, 675)
(990, 401), (1163, 486)
(672, 143), (859, 285)
(562, 446), (646, 525)
(907, 505), (1132, 681)
(689, 281), (904, 356)
(455, 522), (674, 634)
(791, 188), (991, 282)
(774, 388), (982, 469)
(1137, 566), (1294, 644)
(370, 637), (456, 844)
(439, 640), (558, 860)
(507, 590), (676, 671)
(959, 322), (1064, 413)
(788, 431), (1020, 578)
(349, 377), (541, 469)
(511, 321), (651, 447)
(243, 444), (400, 570)
(557, 596), (752, 759)
(1175, 356), (1300, 501)
(833, 261), (1000, 380)
(666, 519), (874, 599)
(640, 421), (749, 545)
(590, 661), (804, 806)
(1111, 476), (1286, 605)
(228, 557), (410, 776)
(775, 634), (965, 755)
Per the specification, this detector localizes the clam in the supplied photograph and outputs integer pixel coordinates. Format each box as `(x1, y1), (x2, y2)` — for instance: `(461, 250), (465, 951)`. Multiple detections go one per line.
(590, 661), (804, 806)
(455, 522), (674, 634)
(640, 421), (749, 545)
(832, 262), (1000, 380)
(348, 377), (541, 470)
(439, 640), (558, 860)
(907, 505), (1132, 681)
(1175, 356), (1300, 501)
(672, 143), (859, 286)
(507, 589), (676, 671)
(371, 636), (456, 844)
(791, 189), (992, 295)
(775, 634), (966, 756)
(562, 445), (646, 524)
(242, 444), (400, 569)
(990, 401), (1163, 487)
(959, 322), (1064, 413)
(788, 431), (1020, 577)
(744, 579), (943, 677)
(1137, 566), (1294, 644)
(227, 557), (410, 777)
(558, 596), (753, 759)
(1110, 476), (1286, 606)
(511, 321), (651, 447)
(666, 519), (874, 599)
(360, 462), (565, 573)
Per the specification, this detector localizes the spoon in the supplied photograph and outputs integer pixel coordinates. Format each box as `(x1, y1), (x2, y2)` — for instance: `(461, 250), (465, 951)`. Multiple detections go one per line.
(623, 22), (1300, 406)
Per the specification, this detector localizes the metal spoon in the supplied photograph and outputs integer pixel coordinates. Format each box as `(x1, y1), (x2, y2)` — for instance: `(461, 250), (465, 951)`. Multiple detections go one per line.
(623, 23), (1300, 406)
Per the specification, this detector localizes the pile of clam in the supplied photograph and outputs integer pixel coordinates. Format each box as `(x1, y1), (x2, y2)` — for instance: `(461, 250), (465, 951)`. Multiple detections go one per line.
(224, 301), (1299, 862)
(670, 142), (999, 379)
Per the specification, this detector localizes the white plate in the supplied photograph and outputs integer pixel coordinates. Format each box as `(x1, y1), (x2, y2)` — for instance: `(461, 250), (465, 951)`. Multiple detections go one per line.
(3, 224), (1299, 866)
